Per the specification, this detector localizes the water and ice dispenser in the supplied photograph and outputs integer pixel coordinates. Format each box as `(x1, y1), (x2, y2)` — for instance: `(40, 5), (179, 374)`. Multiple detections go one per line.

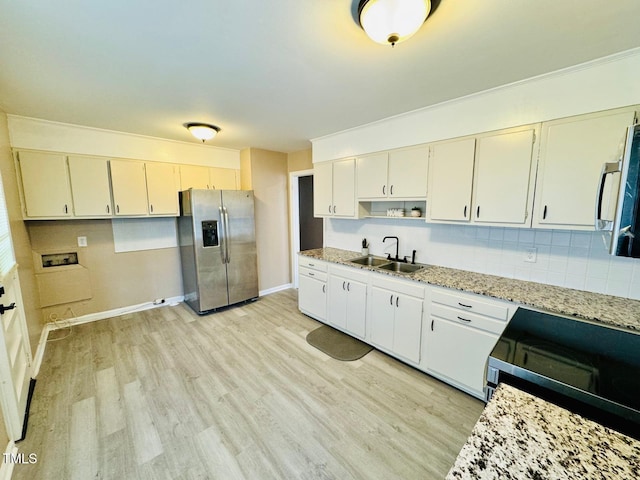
(202, 221), (219, 247)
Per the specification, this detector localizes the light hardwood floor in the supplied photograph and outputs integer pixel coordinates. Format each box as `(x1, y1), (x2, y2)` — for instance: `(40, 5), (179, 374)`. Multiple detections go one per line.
(13, 289), (483, 479)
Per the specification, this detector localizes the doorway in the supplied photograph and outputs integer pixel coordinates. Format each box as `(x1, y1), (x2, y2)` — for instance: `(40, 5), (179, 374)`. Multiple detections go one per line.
(290, 170), (323, 288)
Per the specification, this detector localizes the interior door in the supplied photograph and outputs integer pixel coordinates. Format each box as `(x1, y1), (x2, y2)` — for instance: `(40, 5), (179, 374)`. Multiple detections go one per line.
(0, 173), (33, 441)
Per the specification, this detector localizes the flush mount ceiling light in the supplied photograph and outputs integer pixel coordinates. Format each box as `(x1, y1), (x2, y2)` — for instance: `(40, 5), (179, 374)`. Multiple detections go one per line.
(184, 122), (221, 142)
(357, 0), (431, 47)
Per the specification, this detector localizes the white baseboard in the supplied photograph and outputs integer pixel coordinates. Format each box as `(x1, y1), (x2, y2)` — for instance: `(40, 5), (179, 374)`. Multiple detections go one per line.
(32, 295), (184, 378)
(259, 283), (293, 296)
(0, 442), (17, 480)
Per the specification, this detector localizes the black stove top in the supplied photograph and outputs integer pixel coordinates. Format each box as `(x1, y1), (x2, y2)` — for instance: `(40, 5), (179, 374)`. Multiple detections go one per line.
(487, 308), (640, 438)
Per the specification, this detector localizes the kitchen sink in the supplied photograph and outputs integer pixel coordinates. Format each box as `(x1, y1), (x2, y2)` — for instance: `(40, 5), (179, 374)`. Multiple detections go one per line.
(377, 261), (424, 274)
(349, 255), (390, 267)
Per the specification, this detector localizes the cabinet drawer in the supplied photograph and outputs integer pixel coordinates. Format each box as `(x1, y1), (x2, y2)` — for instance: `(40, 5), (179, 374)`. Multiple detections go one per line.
(430, 303), (506, 335)
(299, 267), (327, 282)
(372, 273), (424, 299)
(298, 256), (328, 272)
(431, 288), (509, 320)
(329, 264), (369, 282)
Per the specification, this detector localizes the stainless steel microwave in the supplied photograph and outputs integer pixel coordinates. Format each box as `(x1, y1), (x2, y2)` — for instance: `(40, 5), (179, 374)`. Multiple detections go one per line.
(597, 124), (640, 257)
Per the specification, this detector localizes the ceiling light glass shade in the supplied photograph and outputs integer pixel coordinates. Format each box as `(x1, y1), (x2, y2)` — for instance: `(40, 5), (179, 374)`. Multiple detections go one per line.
(358, 0), (431, 46)
(185, 123), (221, 142)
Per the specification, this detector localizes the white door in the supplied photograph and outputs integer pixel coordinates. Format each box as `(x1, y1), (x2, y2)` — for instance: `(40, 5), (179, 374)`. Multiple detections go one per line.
(68, 155), (113, 217)
(332, 158), (356, 217)
(0, 172), (33, 441)
(427, 138), (476, 222)
(313, 162), (333, 217)
(145, 162), (179, 216)
(472, 129), (536, 225)
(388, 146), (428, 199)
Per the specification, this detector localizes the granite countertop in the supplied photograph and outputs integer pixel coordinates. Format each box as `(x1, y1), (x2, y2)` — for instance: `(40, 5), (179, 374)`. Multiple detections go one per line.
(298, 247), (640, 332)
(446, 384), (640, 479)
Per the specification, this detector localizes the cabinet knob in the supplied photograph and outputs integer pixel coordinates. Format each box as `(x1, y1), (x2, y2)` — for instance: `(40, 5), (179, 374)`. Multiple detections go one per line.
(333, 206), (336, 214)
(342, 281), (346, 290)
(382, 185), (386, 195)
(463, 205), (467, 218)
(106, 205), (110, 214)
(64, 204), (68, 214)
(389, 294), (393, 305)
(543, 205), (548, 220)
(390, 185), (394, 195)
(150, 204), (154, 213)
(476, 206), (480, 218)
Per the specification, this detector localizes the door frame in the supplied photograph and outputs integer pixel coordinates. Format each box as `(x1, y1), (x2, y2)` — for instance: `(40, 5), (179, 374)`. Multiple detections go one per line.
(289, 169), (317, 289)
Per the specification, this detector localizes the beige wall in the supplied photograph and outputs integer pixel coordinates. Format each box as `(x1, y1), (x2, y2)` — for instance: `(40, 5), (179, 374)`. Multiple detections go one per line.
(241, 148), (291, 292)
(0, 111), (41, 354)
(287, 148), (312, 173)
(27, 220), (183, 322)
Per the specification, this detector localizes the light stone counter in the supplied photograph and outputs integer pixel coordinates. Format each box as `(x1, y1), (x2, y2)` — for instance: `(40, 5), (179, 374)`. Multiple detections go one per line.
(299, 247), (640, 332)
(446, 384), (640, 479)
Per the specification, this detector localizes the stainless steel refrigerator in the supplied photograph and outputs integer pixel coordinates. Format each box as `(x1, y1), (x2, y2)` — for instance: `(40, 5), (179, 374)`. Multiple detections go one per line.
(178, 189), (258, 314)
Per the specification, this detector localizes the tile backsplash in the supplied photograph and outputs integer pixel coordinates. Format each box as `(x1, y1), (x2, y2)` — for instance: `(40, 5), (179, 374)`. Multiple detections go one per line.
(324, 218), (640, 300)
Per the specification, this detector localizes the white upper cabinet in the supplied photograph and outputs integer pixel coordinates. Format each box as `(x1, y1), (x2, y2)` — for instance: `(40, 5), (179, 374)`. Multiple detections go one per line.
(145, 162), (179, 216)
(427, 138), (476, 222)
(17, 151), (73, 218)
(209, 167), (237, 190)
(427, 127), (538, 227)
(357, 153), (388, 199)
(313, 158), (356, 217)
(472, 127), (538, 226)
(110, 159), (149, 216)
(68, 155), (113, 217)
(533, 107), (636, 230)
(357, 146), (428, 200)
(179, 165), (209, 190)
(181, 165), (238, 191)
(388, 146), (428, 198)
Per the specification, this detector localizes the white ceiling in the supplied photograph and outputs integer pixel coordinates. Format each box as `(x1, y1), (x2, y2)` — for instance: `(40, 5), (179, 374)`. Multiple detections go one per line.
(2, 1), (640, 153)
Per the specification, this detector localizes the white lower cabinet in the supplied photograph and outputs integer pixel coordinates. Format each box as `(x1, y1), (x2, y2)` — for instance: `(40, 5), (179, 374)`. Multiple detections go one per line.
(369, 275), (424, 364)
(297, 257), (328, 321)
(327, 265), (367, 339)
(423, 287), (515, 399)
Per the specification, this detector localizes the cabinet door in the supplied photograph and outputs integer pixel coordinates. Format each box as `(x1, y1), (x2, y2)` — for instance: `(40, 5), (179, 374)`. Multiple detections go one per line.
(110, 159), (148, 216)
(393, 294), (423, 363)
(370, 286), (395, 351)
(328, 275), (348, 330)
(18, 151), (72, 218)
(345, 279), (367, 339)
(472, 129), (535, 226)
(388, 146), (428, 199)
(357, 153), (388, 199)
(533, 109), (635, 229)
(425, 317), (498, 397)
(209, 167), (237, 190)
(146, 162), (179, 215)
(180, 165), (210, 190)
(68, 155), (112, 217)
(332, 158), (356, 217)
(298, 274), (326, 321)
(427, 138), (476, 222)
(313, 161), (333, 217)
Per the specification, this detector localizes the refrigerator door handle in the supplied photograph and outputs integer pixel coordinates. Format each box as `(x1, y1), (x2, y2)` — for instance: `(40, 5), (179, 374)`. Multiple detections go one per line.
(223, 206), (231, 264)
(218, 206), (228, 264)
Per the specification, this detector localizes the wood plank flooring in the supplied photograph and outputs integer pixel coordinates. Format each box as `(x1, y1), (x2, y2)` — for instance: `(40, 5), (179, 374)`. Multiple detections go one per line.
(13, 289), (484, 479)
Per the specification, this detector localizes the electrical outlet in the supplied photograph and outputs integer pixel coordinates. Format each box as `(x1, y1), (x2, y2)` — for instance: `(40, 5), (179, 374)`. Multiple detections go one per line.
(524, 247), (537, 263)
(77, 236), (87, 247)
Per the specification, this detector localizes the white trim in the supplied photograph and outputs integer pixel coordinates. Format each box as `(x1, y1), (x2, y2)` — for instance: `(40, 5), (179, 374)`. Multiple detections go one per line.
(0, 441), (18, 480)
(32, 324), (53, 378)
(259, 284), (293, 296)
(289, 169), (314, 289)
(46, 295), (185, 332)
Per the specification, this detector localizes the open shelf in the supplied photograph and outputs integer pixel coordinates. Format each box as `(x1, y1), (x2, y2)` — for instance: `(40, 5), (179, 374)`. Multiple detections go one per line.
(358, 200), (426, 220)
